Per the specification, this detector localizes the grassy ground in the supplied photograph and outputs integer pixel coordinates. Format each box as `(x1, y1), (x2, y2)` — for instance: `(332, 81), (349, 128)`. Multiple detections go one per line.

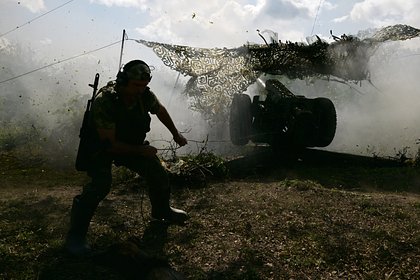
(1, 148), (420, 279)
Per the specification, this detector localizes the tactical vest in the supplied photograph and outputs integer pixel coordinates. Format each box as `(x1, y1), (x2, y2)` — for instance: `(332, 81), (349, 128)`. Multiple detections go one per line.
(90, 82), (155, 147)
(114, 95), (151, 145)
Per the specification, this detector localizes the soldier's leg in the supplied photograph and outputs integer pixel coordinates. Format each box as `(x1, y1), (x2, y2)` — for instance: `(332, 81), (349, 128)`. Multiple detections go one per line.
(66, 161), (112, 255)
(120, 155), (188, 225)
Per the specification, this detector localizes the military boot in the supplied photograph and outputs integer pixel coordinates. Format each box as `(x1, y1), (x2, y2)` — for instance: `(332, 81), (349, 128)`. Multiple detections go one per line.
(149, 187), (189, 225)
(65, 195), (95, 256)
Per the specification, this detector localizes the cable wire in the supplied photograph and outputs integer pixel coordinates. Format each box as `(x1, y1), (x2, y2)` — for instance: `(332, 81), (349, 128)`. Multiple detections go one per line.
(0, 0), (76, 38)
(0, 40), (121, 84)
(311, 0), (323, 36)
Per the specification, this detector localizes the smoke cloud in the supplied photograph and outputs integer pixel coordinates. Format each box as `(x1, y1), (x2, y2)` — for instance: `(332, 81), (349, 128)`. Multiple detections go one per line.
(0, 40), (119, 167)
(1, 36), (419, 168)
(284, 38), (420, 158)
(0, 40), (215, 167)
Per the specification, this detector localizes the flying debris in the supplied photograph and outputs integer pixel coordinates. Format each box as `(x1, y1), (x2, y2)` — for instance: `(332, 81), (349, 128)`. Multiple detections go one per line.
(136, 24), (420, 150)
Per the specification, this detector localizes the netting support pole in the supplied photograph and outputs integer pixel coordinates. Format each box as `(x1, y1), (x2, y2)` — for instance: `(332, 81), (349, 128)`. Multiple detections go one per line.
(118, 29), (126, 70)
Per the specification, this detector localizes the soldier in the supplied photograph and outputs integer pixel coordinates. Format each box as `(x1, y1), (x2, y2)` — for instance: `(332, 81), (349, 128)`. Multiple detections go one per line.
(66, 60), (189, 256)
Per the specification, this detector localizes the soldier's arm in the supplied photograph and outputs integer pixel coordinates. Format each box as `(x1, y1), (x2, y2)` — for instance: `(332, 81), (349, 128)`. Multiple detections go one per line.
(96, 128), (157, 157)
(156, 104), (187, 146)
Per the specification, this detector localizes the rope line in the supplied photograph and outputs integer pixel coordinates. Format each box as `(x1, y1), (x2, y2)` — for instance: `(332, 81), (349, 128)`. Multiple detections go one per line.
(0, 40), (121, 84)
(0, 0), (76, 38)
(311, 0), (323, 35)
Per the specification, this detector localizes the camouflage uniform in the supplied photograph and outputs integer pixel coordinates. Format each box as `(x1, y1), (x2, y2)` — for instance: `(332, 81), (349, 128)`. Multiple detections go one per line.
(67, 59), (188, 256)
(78, 81), (168, 210)
(66, 81), (175, 255)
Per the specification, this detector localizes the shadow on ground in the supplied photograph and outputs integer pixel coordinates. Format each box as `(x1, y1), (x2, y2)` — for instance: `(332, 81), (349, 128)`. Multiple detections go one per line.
(38, 221), (186, 280)
(226, 146), (420, 193)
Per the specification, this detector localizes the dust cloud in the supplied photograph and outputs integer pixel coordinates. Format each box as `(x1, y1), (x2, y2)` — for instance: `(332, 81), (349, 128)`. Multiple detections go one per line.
(0, 41), (119, 167)
(0, 41), (214, 166)
(285, 38), (420, 158)
(1, 37), (420, 167)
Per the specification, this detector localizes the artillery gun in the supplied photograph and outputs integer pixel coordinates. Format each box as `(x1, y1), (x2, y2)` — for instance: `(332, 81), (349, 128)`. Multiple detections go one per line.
(230, 79), (336, 151)
(137, 24), (419, 152)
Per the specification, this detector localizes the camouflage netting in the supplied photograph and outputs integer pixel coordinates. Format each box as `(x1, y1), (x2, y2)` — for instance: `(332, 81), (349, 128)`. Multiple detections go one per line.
(136, 24), (420, 120)
(137, 39), (260, 120)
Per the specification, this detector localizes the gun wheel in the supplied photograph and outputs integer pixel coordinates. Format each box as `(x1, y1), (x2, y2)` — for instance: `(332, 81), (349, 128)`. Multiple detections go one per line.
(314, 97), (337, 147)
(229, 94), (252, 145)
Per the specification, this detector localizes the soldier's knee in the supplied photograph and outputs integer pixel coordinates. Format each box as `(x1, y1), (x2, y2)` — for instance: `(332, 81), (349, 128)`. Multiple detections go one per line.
(96, 185), (111, 201)
(95, 177), (112, 200)
(150, 157), (167, 174)
(82, 176), (112, 206)
(149, 161), (169, 183)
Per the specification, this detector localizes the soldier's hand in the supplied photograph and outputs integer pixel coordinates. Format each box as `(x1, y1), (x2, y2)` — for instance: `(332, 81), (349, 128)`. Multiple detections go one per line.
(174, 131), (188, 147)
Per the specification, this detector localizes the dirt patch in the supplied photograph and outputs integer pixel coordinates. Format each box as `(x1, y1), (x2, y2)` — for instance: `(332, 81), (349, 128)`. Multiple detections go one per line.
(1, 149), (420, 279)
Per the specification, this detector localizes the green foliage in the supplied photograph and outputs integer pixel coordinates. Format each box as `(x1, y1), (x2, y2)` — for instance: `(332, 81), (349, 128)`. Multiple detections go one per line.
(166, 152), (228, 186)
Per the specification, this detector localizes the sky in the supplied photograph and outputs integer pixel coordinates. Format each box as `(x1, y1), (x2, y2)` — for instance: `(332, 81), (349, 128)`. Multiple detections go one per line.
(1, 0), (420, 158)
(2, 0), (420, 65)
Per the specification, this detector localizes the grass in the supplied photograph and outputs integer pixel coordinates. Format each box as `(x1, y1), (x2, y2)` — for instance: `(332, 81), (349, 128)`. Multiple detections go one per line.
(1, 148), (420, 279)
